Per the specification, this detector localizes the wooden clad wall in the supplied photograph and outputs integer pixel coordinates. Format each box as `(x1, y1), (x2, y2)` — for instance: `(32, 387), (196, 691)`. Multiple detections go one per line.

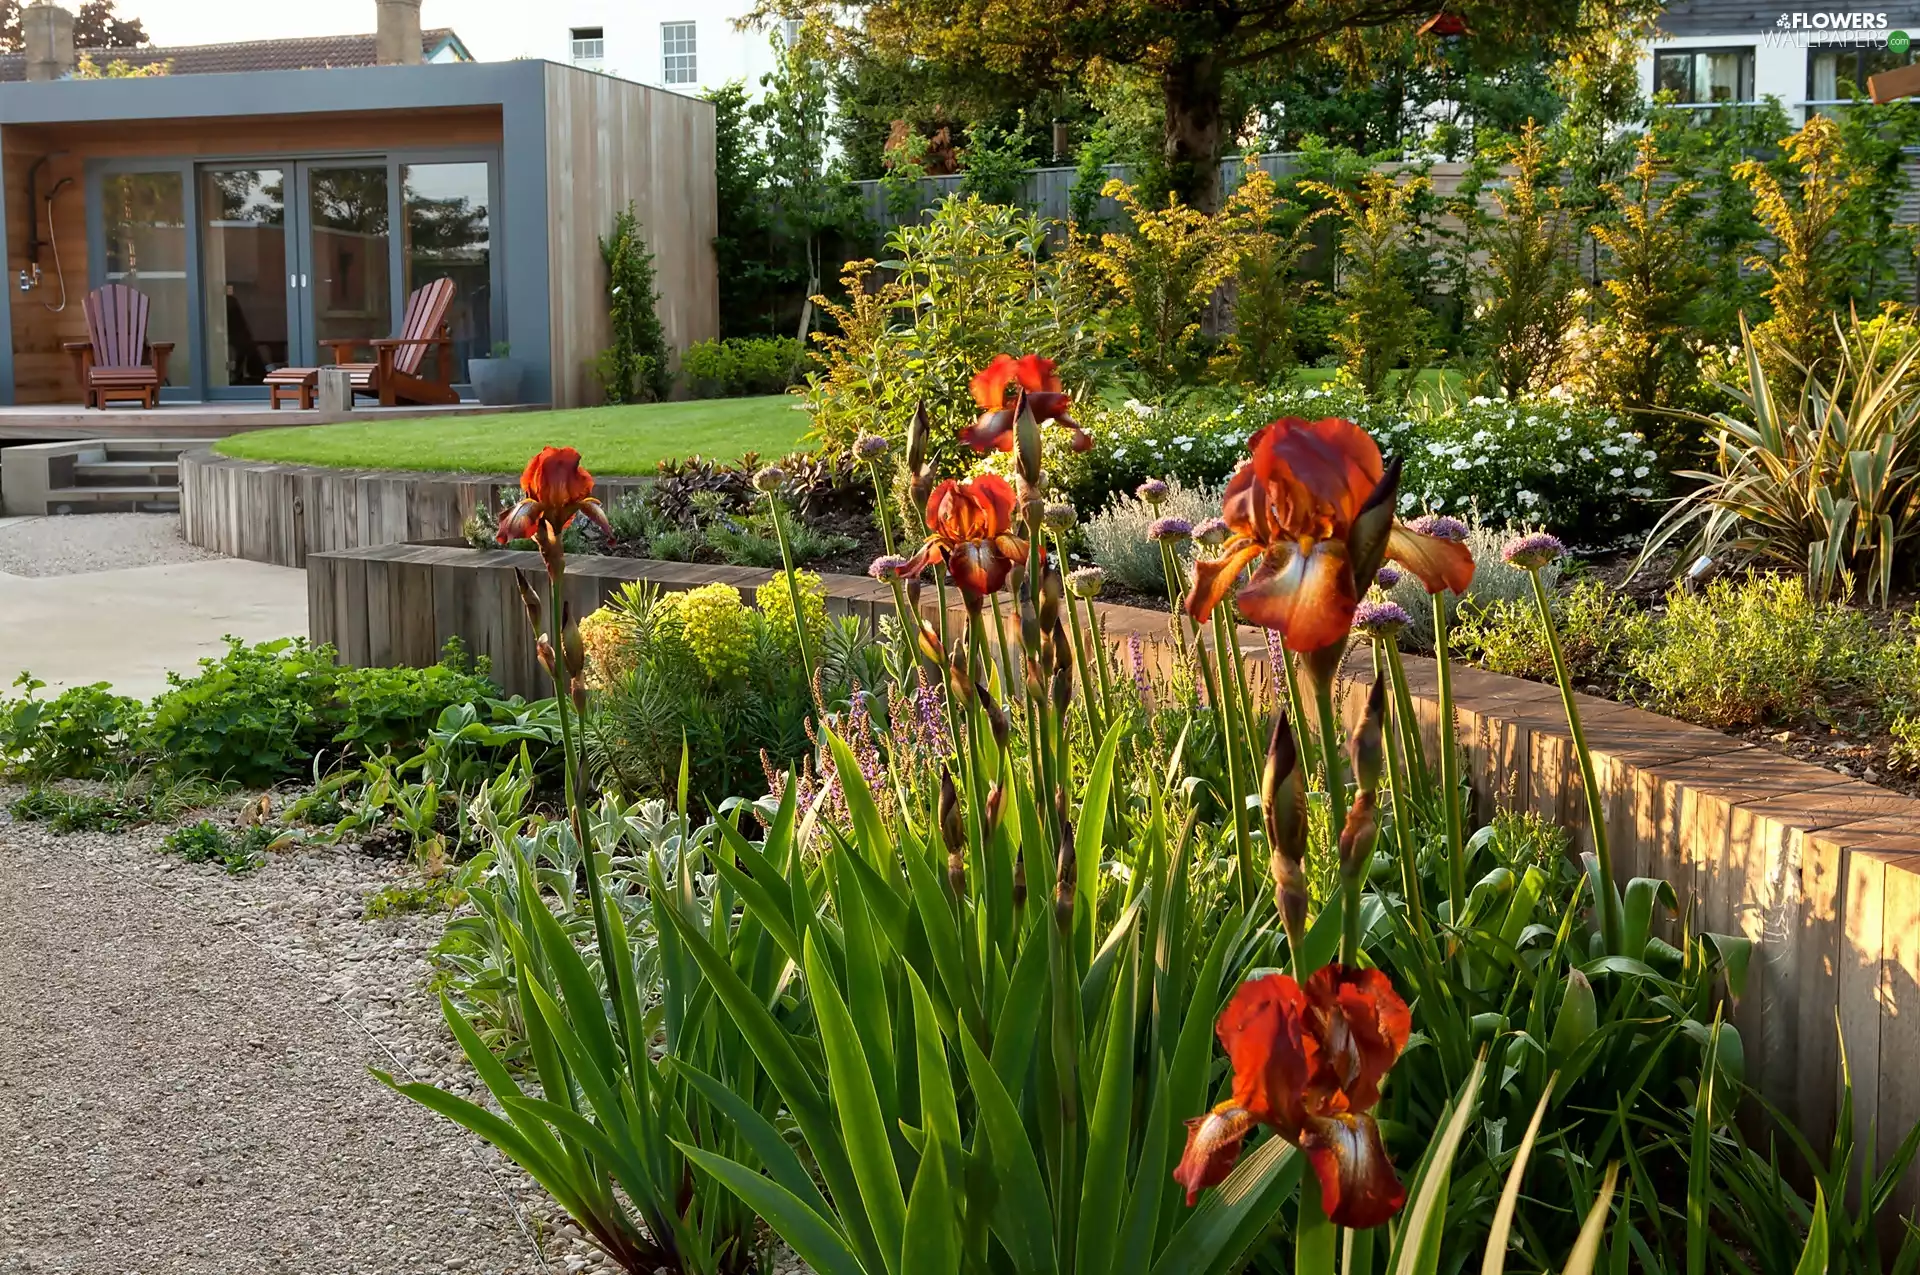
(543, 64), (719, 409)
(4, 130), (88, 404)
(4, 108), (504, 404)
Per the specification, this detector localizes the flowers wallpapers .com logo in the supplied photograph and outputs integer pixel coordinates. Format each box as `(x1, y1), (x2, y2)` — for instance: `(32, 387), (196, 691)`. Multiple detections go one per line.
(1767, 11), (1912, 47)
(1776, 10), (1892, 28)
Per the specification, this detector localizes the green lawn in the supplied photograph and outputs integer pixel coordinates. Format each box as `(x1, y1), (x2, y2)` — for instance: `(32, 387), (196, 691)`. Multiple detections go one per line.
(214, 396), (812, 475)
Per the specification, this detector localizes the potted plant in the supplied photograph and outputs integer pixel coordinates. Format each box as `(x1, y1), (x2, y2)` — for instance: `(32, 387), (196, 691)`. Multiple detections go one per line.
(468, 341), (525, 406)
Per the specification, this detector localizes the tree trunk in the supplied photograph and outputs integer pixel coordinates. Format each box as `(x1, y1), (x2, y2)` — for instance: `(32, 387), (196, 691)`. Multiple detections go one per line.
(1163, 52), (1226, 212)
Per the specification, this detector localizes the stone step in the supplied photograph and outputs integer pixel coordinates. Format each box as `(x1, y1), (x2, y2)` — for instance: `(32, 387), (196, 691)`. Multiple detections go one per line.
(46, 483), (182, 512)
(74, 459), (178, 485)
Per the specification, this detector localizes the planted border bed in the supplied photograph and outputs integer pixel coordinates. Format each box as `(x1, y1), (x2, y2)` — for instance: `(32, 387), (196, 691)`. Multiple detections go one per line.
(304, 540), (1920, 1213)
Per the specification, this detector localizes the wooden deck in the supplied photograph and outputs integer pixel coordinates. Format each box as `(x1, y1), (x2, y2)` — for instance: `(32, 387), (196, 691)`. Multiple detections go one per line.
(0, 399), (547, 443)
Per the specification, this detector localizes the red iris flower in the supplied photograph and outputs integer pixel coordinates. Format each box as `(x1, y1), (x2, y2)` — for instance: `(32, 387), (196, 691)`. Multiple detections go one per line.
(1174, 965), (1412, 1229)
(964, 353), (1092, 454)
(897, 473), (1030, 600)
(1185, 417), (1474, 652)
(497, 446), (613, 544)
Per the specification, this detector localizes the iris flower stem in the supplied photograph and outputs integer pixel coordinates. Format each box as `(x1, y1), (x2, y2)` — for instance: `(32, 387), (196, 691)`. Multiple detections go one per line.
(990, 592), (1020, 701)
(1210, 606), (1259, 915)
(1374, 641), (1430, 949)
(1312, 671), (1347, 930)
(544, 563), (635, 1064)
(1157, 542), (1190, 660)
(1528, 567), (1623, 953)
(1383, 642), (1431, 795)
(1282, 644), (1317, 781)
(1053, 531), (1103, 743)
(765, 493), (818, 701)
(1433, 596), (1466, 932)
(866, 461), (898, 557)
(1090, 608), (1118, 736)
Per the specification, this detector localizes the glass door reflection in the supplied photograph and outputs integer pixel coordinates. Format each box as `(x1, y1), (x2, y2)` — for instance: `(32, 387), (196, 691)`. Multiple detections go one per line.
(304, 164), (392, 358)
(199, 168), (287, 389)
(403, 162), (490, 376)
(102, 171), (190, 388)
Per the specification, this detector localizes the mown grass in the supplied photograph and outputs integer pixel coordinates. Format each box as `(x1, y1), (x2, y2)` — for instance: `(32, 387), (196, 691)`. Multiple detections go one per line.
(215, 396), (813, 475)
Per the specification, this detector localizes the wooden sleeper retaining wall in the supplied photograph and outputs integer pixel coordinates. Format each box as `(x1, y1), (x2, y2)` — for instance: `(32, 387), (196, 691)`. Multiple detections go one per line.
(179, 450), (651, 569)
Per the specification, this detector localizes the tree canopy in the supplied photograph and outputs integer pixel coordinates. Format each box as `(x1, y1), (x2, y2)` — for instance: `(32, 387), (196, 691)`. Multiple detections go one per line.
(0, 1), (150, 51)
(771, 0), (1660, 207)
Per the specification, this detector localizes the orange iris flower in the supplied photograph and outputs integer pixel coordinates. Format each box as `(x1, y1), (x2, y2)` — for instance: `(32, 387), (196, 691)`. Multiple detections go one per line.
(1185, 417), (1474, 652)
(897, 473), (1030, 600)
(497, 446), (613, 544)
(1174, 965), (1412, 1229)
(964, 353), (1092, 454)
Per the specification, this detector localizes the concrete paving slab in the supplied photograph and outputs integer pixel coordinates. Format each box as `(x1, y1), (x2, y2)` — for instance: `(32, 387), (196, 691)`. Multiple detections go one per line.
(0, 558), (307, 700)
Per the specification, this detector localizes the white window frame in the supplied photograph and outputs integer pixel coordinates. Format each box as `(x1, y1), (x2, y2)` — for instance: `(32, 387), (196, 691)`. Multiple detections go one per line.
(570, 26), (605, 63)
(661, 21), (697, 85)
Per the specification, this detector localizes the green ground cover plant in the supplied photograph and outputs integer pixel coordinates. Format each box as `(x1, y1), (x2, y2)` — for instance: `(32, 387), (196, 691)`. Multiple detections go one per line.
(213, 397), (811, 475)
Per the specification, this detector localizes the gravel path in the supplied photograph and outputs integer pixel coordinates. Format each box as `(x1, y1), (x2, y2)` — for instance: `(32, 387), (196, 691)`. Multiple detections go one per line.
(0, 800), (587, 1275)
(0, 514), (219, 578)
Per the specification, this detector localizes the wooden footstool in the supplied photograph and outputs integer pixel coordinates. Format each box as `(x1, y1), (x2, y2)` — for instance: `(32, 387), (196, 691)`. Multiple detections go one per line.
(266, 367), (319, 410)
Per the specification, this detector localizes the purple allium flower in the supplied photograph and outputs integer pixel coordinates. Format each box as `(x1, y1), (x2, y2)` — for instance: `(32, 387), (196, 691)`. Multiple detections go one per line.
(1194, 517), (1231, 547)
(868, 553), (909, 580)
(1148, 516), (1194, 543)
(854, 432), (892, 461)
(1043, 501), (1078, 533)
(1068, 565), (1106, 598)
(1353, 600), (1413, 637)
(1374, 564), (1403, 589)
(751, 465), (787, 493)
(1407, 513), (1469, 542)
(1137, 478), (1170, 506)
(1502, 531), (1566, 570)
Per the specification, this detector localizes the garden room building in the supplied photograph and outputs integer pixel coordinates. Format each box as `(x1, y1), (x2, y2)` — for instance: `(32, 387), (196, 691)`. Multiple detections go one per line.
(0, 6), (718, 413)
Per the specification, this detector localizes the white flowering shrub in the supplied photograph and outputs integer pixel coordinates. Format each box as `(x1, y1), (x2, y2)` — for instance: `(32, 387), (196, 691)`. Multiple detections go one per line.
(1059, 382), (1663, 539)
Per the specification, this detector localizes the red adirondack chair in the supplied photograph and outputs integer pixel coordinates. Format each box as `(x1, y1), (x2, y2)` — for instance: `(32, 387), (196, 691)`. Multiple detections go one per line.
(320, 277), (459, 407)
(64, 284), (174, 409)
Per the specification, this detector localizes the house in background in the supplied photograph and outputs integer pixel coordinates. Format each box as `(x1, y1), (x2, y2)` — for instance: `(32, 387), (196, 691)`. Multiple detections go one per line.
(0, 0), (718, 409)
(553, 1), (796, 96)
(1636, 1), (1920, 123)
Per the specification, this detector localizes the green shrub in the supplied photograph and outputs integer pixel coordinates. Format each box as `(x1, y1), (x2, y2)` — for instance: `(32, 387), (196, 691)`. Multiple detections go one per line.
(139, 638), (501, 787)
(595, 203), (671, 404)
(1299, 170), (1434, 398)
(582, 583), (885, 808)
(0, 675), (146, 781)
(1627, 574), (1870, 729)
(1453, 578), (1636, 684)
(804, 195), (1102, 468)
(682, 336), (810, 398)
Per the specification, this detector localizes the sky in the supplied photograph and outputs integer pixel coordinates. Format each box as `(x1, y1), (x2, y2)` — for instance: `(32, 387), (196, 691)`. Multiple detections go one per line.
(122, 1), (552, 62)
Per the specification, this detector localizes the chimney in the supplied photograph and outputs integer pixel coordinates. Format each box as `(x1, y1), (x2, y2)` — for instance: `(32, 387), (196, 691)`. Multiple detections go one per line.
(23, 2), (76, 83)
(375, 0), (424, 66)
